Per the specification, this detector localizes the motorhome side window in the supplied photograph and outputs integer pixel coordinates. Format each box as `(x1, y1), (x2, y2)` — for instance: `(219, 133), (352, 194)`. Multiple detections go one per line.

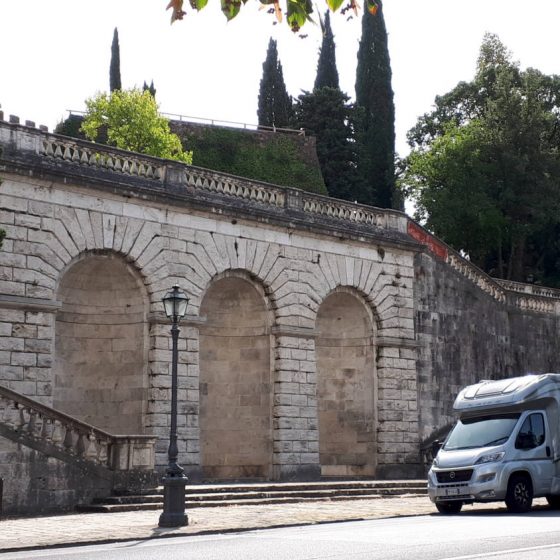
(515, 413), (545, 450)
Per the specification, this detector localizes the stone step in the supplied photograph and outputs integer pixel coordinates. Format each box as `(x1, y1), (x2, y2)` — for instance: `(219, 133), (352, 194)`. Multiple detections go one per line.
(79, 480), (427, 513)
(80, 491), (427, 513)
(95, 485), (427, 505)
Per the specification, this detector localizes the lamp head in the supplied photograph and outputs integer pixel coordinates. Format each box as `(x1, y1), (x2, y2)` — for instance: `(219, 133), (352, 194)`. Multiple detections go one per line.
(162, 285), (189, 322)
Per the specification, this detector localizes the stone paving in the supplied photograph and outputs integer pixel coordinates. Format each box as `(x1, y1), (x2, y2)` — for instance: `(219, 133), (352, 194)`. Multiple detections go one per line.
(1, 495), (546, 553)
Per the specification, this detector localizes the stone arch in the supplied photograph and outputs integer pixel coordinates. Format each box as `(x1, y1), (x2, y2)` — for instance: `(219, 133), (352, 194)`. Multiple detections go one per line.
(54, 251), (150, 434)
(199, 270), (273, 480)
(315, 287), (377, 477)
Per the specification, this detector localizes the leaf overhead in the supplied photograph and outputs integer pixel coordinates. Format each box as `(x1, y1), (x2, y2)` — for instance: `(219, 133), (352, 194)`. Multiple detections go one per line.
(166, 0), (376, 30)
(325, 0), (344, 13)
(366, 0), (378, 15)
(221, 0), (243, 20)
(166, 0), (186, 21)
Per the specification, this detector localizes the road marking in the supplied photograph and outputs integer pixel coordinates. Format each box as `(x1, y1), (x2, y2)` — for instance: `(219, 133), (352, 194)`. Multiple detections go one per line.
(440, 542), (560, 560)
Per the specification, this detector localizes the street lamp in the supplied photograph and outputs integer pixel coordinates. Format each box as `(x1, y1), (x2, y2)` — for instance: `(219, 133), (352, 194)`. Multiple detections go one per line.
(158, 284), (189, 528)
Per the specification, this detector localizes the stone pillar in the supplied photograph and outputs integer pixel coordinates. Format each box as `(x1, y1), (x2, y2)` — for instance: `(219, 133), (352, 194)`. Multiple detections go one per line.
(375, 337), (421, 479)
(272, 327), (320, 481)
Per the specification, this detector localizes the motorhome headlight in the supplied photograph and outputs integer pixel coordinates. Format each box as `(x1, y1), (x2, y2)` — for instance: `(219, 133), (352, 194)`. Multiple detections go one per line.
(432, 456), (439, 468)
(475, 451), (505, 465)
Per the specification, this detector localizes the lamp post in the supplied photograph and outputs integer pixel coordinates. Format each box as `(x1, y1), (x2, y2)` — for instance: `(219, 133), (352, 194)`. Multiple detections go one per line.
(158, 284), (189, 528)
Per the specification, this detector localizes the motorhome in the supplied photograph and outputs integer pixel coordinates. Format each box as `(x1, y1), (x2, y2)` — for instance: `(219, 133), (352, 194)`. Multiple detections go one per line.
(428, 373), (560, 514)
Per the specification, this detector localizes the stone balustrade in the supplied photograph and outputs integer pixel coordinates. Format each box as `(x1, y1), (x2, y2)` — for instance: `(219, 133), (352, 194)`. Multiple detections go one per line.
(184, 168), (286, 207)
(0, 384), (156, 472)
(40, 138), (165, 181)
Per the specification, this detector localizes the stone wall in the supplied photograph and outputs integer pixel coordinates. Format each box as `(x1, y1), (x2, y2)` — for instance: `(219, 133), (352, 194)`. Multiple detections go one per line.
(0, 122), (420, 500)
(0, 440), (113, 516)
(415, 250), (560, 450)
(3, 121), (560, 515)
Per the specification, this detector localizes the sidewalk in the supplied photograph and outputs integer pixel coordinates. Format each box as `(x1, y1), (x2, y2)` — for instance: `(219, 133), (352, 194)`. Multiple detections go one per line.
(1, 495), (540, 553)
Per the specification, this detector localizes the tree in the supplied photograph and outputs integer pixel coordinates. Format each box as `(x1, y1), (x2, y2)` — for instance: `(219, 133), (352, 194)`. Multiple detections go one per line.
(110, 28), (122, 92)
(355, 0), (396, 209)
(81, 88), (193, 163)
(314, 12), (339, 91)
(143, 80), (157, 98)
(404, 34), (560, 284)
(257, 38), (294, 129)
(295, 87), (361, 201)
(166, 0), (378, 32)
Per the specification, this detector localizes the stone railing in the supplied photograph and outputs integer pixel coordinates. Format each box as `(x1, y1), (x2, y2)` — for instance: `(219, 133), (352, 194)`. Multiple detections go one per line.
(497, 279), (560, 300)
(409, 219), (560, 314)
(446, 253), (507, 304)
(39, 137), (165, 182)
(184, 168), (286, 208)
(301, 194), (390, 228)
(0, 120), (410, 238)
(0, 384), (156, 474)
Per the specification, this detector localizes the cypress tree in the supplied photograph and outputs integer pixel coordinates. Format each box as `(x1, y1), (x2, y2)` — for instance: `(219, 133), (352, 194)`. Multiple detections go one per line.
(314, 12), (339, 90)
(110, 28), (122, 92)
(355, 1), (397, 209)
(257, 38), (293, 129)
(143, 80), (157, 98)
(295, 88), (360, 201)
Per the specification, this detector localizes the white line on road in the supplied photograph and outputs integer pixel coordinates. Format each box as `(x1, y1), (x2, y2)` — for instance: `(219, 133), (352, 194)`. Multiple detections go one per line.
(440, 542), (560, 560)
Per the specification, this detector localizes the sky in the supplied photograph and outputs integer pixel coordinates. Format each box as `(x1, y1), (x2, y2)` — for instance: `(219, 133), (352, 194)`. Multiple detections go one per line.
(2, 1), (560, 156)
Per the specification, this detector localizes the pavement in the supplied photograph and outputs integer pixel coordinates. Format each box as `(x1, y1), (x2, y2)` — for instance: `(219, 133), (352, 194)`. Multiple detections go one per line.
(0, 495), (548, 553)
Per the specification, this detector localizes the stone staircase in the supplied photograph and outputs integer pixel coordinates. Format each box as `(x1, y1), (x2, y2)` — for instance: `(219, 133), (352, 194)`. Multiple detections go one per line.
(0, 384), (159, 495)
(78, 479), (427, 513)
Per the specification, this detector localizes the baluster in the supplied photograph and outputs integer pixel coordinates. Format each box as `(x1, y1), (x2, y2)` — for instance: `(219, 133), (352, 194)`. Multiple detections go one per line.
(4, 403), (20, 429)
(51, 420), (64, 448)
(76, 432), (87, 456)
(63, 426), (75, 454)
(98, 440), (109, 465)
(16, 405), (27, 430)
(0, 397), (7, 424)
(26, 409), (37, 436)
(85, 432), (99, 461)
(41, 417), (54, 442)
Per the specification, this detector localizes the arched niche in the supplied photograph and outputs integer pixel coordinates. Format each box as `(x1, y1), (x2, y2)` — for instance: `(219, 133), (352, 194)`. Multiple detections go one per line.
(199, 274), (272, 480)
(54, 253), (149, 434)
(316, 290), (377, 477)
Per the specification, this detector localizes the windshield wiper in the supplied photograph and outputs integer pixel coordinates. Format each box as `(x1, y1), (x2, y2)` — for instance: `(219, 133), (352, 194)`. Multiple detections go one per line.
(481, 436), (509, 447)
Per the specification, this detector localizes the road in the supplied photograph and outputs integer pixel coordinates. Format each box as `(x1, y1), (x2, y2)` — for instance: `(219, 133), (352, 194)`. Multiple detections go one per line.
(5, 509), (560, 560)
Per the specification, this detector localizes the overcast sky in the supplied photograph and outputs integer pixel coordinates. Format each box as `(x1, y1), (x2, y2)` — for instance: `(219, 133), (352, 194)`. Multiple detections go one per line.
(2, 1), (560, 155)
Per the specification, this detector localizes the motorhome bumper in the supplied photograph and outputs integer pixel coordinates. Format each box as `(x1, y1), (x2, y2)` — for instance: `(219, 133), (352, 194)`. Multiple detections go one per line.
(427, 467), (505, 503)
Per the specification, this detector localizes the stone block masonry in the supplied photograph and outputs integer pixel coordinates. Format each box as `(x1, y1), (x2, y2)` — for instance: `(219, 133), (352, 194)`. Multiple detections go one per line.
(2, 120), (560, 512)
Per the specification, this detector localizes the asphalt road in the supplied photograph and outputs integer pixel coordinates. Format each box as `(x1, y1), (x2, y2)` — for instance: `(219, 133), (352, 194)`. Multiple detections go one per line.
(5, 509), (560, 560)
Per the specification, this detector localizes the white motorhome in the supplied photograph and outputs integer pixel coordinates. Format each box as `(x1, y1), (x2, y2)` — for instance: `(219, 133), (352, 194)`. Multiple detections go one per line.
(428, 374), (560, 514)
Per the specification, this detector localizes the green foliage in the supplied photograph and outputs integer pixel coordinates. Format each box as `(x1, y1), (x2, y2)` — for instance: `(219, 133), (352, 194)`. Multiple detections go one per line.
(82, 89), (192, 164)
(314, 12), (339, 91)
(258, 38), (294, 129)
(403, 34), (560, 284)
(166, 0), (376, 32)
(354, 0), (396, 209)
(110, 28), (121, 92)
(180, 126), (326, 194)
(295, 87), (360, 200)
(54, 114), (87, 139)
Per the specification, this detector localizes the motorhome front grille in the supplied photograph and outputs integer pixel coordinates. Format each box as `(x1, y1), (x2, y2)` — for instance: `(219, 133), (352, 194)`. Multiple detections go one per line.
(436, 469), (473, 483)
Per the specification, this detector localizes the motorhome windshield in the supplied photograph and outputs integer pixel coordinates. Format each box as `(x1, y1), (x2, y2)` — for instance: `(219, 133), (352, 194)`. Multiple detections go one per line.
(444, 413), (520, 451)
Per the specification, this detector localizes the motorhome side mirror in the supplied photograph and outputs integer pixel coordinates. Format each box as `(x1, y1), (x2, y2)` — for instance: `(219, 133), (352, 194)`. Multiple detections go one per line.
(432, 440), (443, 457)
